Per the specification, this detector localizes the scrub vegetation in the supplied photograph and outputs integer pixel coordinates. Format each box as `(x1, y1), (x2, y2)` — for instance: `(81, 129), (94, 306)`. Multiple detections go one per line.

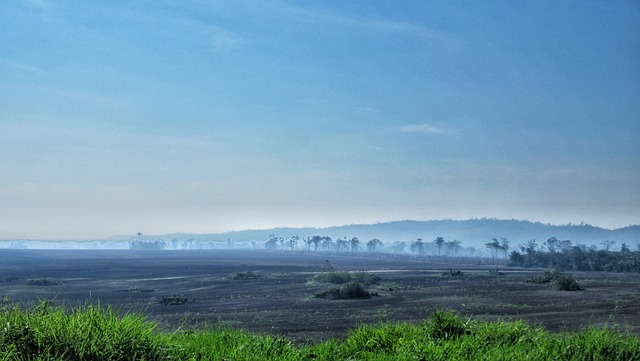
(526, 269), (582, 291)
(309, 261), (381, 299)
(1, 302), (638, 360)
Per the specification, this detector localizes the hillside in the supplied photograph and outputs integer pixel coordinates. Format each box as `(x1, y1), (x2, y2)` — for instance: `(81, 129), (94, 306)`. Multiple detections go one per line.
(124, 219), (639, 249)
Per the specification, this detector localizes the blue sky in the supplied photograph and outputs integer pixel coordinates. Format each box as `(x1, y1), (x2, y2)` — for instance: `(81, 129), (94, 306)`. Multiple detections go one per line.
(1, 1), (638, 239)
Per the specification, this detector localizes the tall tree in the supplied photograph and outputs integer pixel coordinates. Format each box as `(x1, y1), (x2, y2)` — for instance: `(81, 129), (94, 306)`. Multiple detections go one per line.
(446, 239), (462, 257)
(321, 236), (334, 251)
(336, 237), (349, 252)
(367, 238), (382, 252)
(410, 238), (425, 255)
(500, 238), (509, 259)
(309, 236), (322, 251)
(288, 235), (299, 251)
(349, 237), (360, 252)
(485, 238), (501, 264)
(544, 237), (559, 253)
(434, 237), (445, 256)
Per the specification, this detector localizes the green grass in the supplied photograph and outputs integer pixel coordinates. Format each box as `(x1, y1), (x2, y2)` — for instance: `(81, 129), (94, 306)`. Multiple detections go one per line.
(1, 302), (638, 360)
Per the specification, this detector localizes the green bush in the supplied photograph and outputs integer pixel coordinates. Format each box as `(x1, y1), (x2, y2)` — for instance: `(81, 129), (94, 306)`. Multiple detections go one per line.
(526, 269), (582, 291)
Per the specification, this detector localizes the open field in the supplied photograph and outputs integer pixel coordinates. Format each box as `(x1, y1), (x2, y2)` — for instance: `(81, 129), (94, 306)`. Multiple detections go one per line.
(1, 249), (638, 342)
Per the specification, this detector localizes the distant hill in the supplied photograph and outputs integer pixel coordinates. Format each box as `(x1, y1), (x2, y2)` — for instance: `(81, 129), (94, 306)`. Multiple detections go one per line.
(113, 219), (640, 250)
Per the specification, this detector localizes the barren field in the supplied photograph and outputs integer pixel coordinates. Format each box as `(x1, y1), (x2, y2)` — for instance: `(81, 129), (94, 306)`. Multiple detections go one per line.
(1, 249), (638, 342)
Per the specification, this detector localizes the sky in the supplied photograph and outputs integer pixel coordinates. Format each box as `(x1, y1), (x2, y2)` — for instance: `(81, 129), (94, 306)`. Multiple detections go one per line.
(1, 1), (639, 239)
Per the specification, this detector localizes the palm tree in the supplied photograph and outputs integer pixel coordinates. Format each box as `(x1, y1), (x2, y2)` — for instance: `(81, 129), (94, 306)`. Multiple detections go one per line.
(434, 237), (445, 256)
(288, 236), (299, 251)
(349, 237), (360, 252)
(446, 239), (462, 257)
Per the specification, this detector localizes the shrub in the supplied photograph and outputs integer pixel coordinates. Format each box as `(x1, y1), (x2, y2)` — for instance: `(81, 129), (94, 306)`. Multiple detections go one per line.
(442, 269), (464, 277)
(311, 270), (380, 286)
(526, 269), (582, 291)
(26, 278), (61, 286)
(159, 295), (189, 305)
(314, 282), (371, 299)
(232, 271), (261, 280)
(312, 271), (352, 284)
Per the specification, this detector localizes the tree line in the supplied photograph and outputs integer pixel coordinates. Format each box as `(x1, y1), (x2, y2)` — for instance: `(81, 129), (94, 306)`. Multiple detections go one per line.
(507, 237), (640, 273)
(262, 234), (477, 257)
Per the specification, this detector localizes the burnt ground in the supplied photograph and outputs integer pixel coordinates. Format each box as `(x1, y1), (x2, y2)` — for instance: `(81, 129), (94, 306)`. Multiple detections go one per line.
(0, 249), (638, 342)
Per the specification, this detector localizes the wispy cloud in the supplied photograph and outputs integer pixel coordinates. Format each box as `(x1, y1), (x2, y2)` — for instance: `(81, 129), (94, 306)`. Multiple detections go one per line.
(399, 124), (448, 134)
(264, 0), (455, 44)
(177, 19), (243, 50)
(4, 59), (47, 75)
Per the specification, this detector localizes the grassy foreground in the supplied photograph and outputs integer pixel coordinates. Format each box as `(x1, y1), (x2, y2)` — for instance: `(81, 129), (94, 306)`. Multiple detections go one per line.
(1, 302), (638, 360)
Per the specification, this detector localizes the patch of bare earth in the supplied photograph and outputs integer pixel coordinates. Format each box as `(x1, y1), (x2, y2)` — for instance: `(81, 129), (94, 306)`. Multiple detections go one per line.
(0, 249), (638, 341)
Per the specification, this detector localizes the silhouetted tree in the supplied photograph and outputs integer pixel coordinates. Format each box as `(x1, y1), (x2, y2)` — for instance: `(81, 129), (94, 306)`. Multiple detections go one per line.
(434, 237), (445, 256)
(500, 238), (509, 259)
(349, 237), (360, 252)
(321, 236), (334, 251)
(485, 238), (501, 264)
(602, 240), (615, 251)
(620, 242), (630, 253)
(336, 237), (349, 252)
(367, 238), (382, 252)
(288, 235), (299, 251)
(410, 238), (425, 255)
(558, 239), (573, 252)
(446, 239), (462, 257)
(544, 237), (559, 253)
(309, 236), (322, 251)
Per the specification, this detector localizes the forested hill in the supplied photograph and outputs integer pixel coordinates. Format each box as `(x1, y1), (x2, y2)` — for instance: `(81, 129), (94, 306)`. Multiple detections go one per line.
(147, 219), (639, 249)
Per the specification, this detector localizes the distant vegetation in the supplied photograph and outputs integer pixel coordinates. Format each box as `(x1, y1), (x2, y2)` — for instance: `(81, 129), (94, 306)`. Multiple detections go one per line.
(5, 219), (639, 255)
(508, 238), (640, 272)
(310, 261), (381, 299)
(1, 302), (637, 360)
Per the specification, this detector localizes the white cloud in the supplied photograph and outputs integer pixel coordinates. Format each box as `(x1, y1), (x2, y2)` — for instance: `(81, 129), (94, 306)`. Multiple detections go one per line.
(399, 124), (447, 134)
(4, 59), (47, 75)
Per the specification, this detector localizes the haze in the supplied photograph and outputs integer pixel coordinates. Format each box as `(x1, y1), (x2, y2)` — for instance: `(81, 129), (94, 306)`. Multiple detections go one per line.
(1, 1), (638, 240)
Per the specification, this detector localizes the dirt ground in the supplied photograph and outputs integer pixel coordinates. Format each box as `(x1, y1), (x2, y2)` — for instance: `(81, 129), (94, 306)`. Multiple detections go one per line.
(1, 249), (638, 342)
